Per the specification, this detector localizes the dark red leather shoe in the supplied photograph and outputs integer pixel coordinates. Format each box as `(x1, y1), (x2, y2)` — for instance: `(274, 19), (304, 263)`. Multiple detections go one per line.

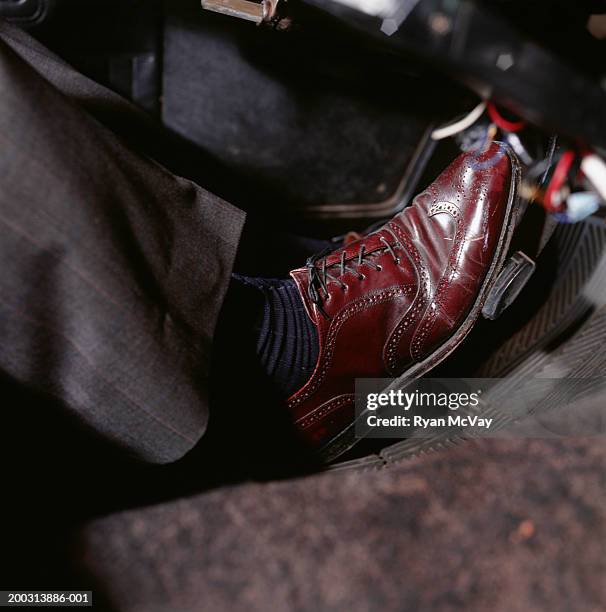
(288, 142), (522, 461)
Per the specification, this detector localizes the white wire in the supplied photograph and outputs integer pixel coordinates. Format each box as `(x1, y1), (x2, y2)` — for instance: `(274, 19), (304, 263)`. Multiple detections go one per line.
(581, 154), (606, 203)
(430, 101), (487, 141)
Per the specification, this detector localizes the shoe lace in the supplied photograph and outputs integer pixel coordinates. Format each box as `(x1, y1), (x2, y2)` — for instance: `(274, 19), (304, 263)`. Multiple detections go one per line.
(306, 235), (402, 319)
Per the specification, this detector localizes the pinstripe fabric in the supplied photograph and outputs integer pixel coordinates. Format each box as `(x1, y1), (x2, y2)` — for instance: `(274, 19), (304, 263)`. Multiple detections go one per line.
(0, 21), (246, 463)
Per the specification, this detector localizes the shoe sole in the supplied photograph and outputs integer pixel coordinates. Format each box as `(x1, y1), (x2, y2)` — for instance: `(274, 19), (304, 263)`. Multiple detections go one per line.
(318, 144), (523, 463)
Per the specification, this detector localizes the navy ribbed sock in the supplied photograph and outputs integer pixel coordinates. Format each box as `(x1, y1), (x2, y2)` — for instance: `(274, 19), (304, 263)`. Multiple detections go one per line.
(226, 275), (319, 399)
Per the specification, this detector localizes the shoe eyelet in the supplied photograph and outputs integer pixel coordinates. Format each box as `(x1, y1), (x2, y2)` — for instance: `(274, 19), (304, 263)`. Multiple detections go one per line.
(376, 265), (383, 271)
(358, 274), (366, 281)
(341, 284), (349, 292)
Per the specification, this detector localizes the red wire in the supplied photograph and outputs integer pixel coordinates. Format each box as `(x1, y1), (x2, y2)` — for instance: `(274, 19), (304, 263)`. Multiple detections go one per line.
(544, 150), (575, 212)
(487, 101), (527, 132)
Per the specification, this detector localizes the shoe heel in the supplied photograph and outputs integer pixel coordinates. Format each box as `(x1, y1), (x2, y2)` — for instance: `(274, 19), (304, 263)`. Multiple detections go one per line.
(482, 251), (536, 320)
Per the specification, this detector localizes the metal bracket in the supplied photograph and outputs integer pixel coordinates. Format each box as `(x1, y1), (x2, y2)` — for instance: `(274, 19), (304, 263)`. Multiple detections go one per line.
(201, 0), (279, 24)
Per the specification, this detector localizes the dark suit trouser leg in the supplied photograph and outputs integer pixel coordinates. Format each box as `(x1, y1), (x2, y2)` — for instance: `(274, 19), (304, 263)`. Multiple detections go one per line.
(0, 21), (246, 464)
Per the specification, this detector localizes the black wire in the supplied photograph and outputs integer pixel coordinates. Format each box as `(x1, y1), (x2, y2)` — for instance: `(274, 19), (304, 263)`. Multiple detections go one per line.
(539, 136), (558, 188)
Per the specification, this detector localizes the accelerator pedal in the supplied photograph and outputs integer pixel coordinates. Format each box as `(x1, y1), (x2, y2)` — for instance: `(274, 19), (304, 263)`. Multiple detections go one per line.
(482, 251), (536, 320)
